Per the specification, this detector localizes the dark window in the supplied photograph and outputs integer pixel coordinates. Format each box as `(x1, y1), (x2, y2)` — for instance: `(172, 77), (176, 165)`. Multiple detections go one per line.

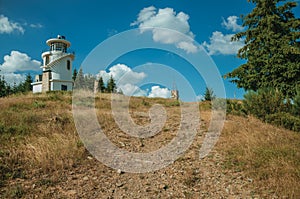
(67, 60), (71, 70)
(45, 56), (49, 65)
(61, 85), (67, 91)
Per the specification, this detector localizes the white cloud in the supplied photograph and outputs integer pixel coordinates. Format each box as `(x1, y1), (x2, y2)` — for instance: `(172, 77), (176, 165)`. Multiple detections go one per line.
(97, 64), (172, 98)
(118, 83), (147, 97)
(222, 16), (244, 32)
(148, 86), (171, 98)
(0, 15), (24, 34)
(29, 23), (43, 28)
(98, 63), (146, 85)
(202, 31), (244, 55)
(0, 51), (41, 73)
(131, 6), (198, 53)
(97, 64), (147, 96)
(0, 73), (26, 85)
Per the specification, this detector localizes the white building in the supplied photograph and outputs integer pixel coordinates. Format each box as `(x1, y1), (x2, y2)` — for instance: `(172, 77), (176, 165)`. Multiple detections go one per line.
(32, 35), (75, 93)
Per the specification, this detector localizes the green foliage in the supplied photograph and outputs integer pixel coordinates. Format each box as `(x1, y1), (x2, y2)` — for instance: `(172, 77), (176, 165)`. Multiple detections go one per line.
(74, 68), (85, 89)
(8, 184), (24, 198)
(98, 76), (105, 93)
(226, 99), (247, 116)
(0, 75), (10, 97)
(203, 87), (215, 101)
(292, 88), (300, 116)
(106, 75), (116, 93)
(0, 73), (32, 97)
(243, 88), (286, 120)
(72, 68), (77, 82)
(74, 68), (96, 91)
(265, 112), (300, 132)
(225, 0), (300, 98)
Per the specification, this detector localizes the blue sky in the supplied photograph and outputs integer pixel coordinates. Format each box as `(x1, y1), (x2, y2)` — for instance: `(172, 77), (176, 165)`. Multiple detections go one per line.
(0, 0), (299, 101)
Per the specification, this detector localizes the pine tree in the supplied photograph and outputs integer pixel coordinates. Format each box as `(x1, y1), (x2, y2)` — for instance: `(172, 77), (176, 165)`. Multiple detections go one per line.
(98, 76), (105, 93)
(107, 75), (116, 93)
(72, 68), (78, 82)
(75, 68), (85, 89)
(23, 73), (33, 92)
(0, 75), (8, 97)
(203, 87), (215, 101)
(225, 0), (300, 98)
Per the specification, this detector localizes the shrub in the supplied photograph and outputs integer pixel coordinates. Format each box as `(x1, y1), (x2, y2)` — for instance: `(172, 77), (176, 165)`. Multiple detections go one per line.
(292, 88), (300, 116)
(226, 99), (247, 116)
(265, 112), (300, 132)
(244, 88), (286, 120)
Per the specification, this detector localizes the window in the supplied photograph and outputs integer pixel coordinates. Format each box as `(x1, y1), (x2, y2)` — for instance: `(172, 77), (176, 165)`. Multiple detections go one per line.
(61, 85), (67, 91)
(67, 60), (71, 70)
(45, 56), (49, 65)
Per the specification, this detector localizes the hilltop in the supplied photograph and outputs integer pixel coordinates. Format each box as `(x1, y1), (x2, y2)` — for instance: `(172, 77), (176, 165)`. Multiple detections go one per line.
(0, 92), (299, 198)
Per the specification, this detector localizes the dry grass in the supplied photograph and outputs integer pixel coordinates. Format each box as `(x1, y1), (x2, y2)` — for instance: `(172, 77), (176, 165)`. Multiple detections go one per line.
(218, 114), (300, 197)
(0, 92), (85, 190)
(0, 92), (299, 198)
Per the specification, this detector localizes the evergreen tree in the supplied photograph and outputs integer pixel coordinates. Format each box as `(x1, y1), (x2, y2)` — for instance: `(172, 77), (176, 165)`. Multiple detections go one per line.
(225, 0), (300, 98)
(84, 74), (96, 91)
(98, 76), (105, 93)
(72, 68), (78, 82)
(292, 88), (300, 116)
(75, 68), (85, 89)
(23, 73), (33, 92)
(0, 74), (8, 97)
(106, 75), (116, 93)
(203, 87), (215, 101)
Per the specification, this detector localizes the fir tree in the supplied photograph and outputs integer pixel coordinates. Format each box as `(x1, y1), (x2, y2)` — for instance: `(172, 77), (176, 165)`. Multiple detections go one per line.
(106, 75), (116, 93)
(225, 0), (300, 98)
(98, 76), (105, 93)
(72, 68), (78, 82)
(203, 87), (215, 101)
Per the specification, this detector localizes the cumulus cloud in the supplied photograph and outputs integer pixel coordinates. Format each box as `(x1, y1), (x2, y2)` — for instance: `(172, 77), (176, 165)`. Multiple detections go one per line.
(97, 64), (147, 96)
(118, 83), (147, 97)
(131, 6), (198, 53)
(148, 86), (171, 98)
(97, 64), (172, 98)
(222, 16), (244, 32)
(0, 51), (41, 73)
(0, 51), (41, 85)
(0, 15), (24, 34)
(202, 31), (244, 55)
(0, 73), (26, 85)
(98, 63), (146, 85)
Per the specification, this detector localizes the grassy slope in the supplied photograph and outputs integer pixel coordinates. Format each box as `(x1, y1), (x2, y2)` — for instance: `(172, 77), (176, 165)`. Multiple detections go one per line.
(0, 92), (299, 198)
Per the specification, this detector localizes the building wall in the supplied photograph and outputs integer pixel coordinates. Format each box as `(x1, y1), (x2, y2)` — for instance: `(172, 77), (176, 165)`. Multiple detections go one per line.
(32, 83), (42, 93)
(51, 56), (73, 82)
(50, 81), (73, 91)
(42, 71), (51, 92)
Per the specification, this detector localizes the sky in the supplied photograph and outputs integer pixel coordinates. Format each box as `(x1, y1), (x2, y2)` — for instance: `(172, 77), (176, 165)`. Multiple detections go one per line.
(0, 0), (299, 101)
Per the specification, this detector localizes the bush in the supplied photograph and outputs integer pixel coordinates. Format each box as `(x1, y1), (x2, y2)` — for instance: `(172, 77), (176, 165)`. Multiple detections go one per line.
(265, 112), (300, 132)
(226, 99), (247, 116)
(244, 88), (286, 120)
(292, 88), (300, 116)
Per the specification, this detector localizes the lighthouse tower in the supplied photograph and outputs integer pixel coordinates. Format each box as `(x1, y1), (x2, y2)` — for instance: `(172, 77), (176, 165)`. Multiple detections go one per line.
(32, 35), (75, 93)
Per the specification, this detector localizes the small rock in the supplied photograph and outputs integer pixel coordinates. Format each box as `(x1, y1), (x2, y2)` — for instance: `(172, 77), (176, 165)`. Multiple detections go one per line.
(117, 169), (124, 174)
(83, 176), (89, 181)
(116, 181), (124, 187)
(67, 190), (77, 195)
(87, 156), (93, 160)
(119, 142), (125, 147)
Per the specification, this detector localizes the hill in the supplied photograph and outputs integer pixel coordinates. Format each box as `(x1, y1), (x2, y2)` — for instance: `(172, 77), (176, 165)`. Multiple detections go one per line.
(0, 92), (299, 198)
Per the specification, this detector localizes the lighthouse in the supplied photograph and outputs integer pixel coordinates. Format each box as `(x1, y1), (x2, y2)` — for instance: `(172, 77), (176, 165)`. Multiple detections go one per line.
(32, 35), (75, 93)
